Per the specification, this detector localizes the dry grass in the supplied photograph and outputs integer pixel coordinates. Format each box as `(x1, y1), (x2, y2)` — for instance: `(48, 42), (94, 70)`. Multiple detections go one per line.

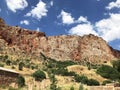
(2, 64), (107, 90)
(67, 65), (106, 83)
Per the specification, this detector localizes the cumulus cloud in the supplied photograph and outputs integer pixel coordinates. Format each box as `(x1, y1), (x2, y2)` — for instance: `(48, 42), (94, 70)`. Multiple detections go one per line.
(68, 23), (98, 36)
(5, 0), (28, 12)
(20, 20), (29, 25)
(68, 12), (120, 42)
(58, 10), (74, 25)
(68, 16), (98, 36)
(106, 0), (120, 10)
(96, 13), (120, 42)
(25, 0), (48, 20)
(58, 11), (89, 25)
(77, 16), (88, 23)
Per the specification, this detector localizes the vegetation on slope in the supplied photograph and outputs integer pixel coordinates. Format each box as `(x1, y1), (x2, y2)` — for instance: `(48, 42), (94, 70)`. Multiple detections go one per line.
(1, 53), (120, 90)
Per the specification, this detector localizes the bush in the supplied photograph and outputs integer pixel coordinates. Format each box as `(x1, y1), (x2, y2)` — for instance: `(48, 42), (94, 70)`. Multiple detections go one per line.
(46, 58), (77, 69)
(11, 66), (15, 69)
(74, 75), (99, 86)
(18, 62), (24, 71)
(70, 86), (74, 90)
(50, 84), (57, 90)
(6, 60), (11, 65)
(17, 76), (25, 87)
(102, 80), (112, 85)
(112, 60), (120, 72)
(50, 68), (76, 76)
(97, 65), (120, 80)
(49, 74), (58, 90)
(74, 75), (88, 84)
(87, 79), (100, 86)
(0, 63), (4, 67)
(32, 70), (46, 81)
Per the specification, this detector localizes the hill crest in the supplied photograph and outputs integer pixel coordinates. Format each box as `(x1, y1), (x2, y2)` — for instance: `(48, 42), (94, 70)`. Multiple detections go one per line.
(0, 17), (120, 63)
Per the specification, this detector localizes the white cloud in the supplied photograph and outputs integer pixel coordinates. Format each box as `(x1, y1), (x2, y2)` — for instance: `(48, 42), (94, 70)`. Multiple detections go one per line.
(0, 8), (1, 12)
(68, 23), (98, 36)
(36, 27), (40, 32)
(68, 13), (120, 42)
(50, 1), (53, 6)
(96, 13), (120, 42)
(106, 0), (120, 10)
(58, 11), (88, 25)
(20, 20), (29, 25)
(97, 0), (100, 1)
(59, 10), (74, 25)
(68, 16), (98, 36)
(25, 0), (48, 20)
(77, 16), (88, 23)
(5, 0), (28, 12)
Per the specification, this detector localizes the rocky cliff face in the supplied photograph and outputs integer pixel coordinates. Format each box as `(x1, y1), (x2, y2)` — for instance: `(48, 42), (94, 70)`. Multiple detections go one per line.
(0, 17), (120, 63)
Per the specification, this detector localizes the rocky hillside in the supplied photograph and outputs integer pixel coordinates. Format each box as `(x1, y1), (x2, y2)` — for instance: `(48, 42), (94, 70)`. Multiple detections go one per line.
(0, 17), (120, 63)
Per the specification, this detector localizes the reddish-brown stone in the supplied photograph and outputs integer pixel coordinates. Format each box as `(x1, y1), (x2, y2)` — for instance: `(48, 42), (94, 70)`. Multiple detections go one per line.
(0, 17), (120, 63)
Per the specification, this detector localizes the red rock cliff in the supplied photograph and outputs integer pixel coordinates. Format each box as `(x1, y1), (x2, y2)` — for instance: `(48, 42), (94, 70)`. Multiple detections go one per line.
(0, 17), (120, 63)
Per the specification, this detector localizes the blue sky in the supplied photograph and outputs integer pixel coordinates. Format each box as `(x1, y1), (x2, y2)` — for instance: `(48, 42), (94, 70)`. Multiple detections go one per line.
(0, 0), (120, 50)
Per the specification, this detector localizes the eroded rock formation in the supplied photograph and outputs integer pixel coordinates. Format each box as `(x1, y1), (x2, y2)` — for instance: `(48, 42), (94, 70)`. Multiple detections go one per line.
(0, 17), (120, 63)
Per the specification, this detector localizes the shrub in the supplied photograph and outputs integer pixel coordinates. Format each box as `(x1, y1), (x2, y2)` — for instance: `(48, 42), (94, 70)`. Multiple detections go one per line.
(50, 83), (57, 90)
(11, 66), (15, 69)
(31, 65), (35, 70)
(0, 63), (4, 67)
(6, 60), (11, 65)
(102, 80), (112, 85)
(74, 75), (88, 84)
(17, 76), (25, 87)
(87, 79), (100, 86)
(18, 62), (24, 71)
(12, 61), (17, 65)
(97, 65), (120, 80)
(46, 58), (77, 69)
(112, 60), (120, 72)
(32, 70), (46, 81)
(49, 74), (58, 90)
(50, 67), (76, 76)
(56, 61), (76, 68)
(70, 86), (74, 90)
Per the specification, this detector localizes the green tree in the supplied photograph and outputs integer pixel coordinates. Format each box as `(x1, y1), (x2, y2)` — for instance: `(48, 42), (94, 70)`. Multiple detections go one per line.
(87, 79), (100, 86)
(32, 70), (46, 81)
(17, 76), (25, 87)
(74, 75), (88, 84)
(112, 60), (120, 72)
(97, 65), (120, 80)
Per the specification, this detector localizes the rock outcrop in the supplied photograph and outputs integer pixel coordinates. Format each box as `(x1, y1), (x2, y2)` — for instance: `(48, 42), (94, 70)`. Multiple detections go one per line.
(0, 17), (120, 63)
